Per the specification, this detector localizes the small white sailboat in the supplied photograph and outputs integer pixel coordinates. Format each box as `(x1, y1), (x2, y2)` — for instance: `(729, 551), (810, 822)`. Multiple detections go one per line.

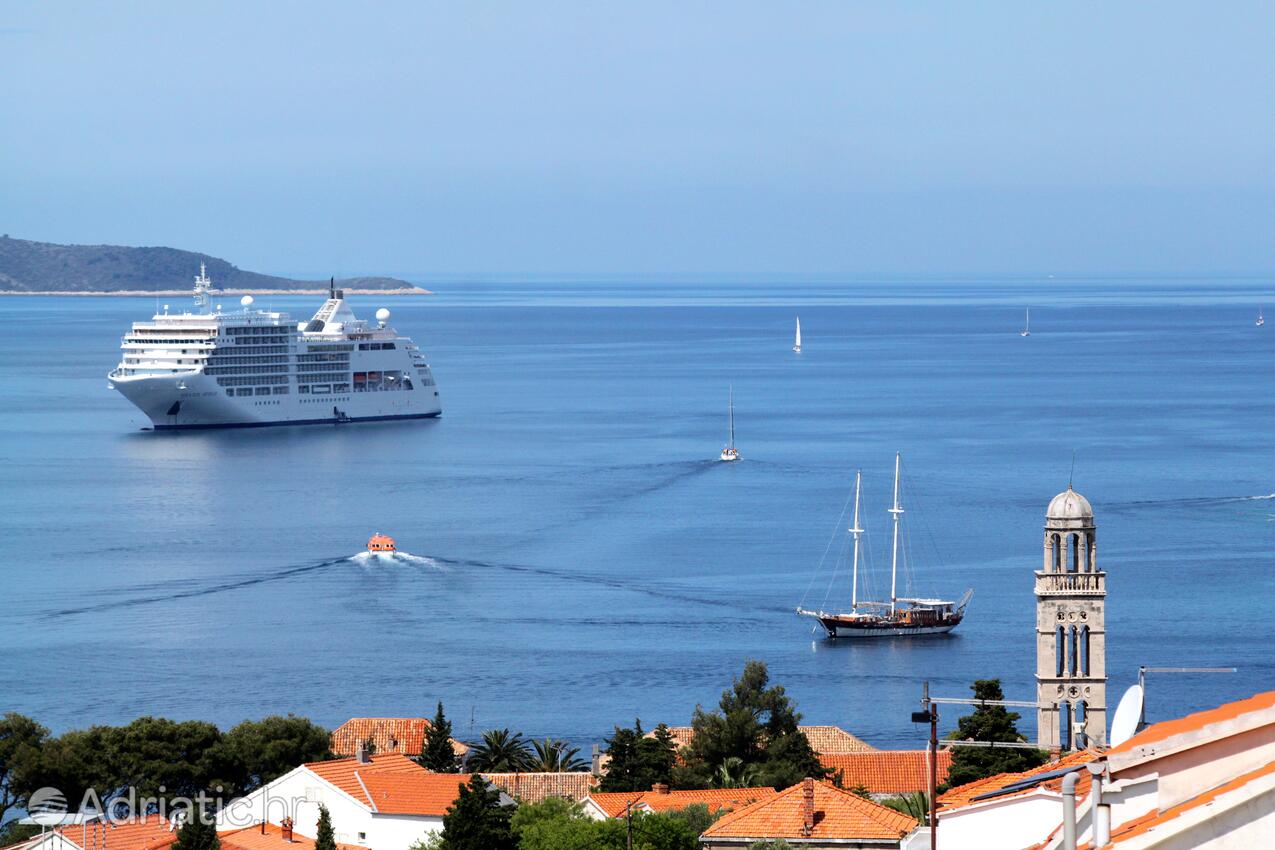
(1020, 308), (1031, 337)
(1257, 306), (1265, 327)
(793, 317), (802, 353)
(720, 387), (740, 462)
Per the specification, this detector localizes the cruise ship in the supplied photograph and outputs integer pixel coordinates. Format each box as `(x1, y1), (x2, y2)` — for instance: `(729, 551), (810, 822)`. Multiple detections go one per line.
(108, 266), (441, 430)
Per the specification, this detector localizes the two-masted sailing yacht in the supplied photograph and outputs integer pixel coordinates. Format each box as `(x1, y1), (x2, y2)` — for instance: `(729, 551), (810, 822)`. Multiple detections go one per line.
(796, 453), (972, 638)
(720, 387), (740, 462)
(793, 317), (802, 352)
(1021, 308), (1031, 337)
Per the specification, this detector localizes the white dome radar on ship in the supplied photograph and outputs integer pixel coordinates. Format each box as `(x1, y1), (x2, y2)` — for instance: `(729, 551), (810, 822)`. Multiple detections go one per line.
(376, 307), (390, 327)
(241, 295), (254, 307)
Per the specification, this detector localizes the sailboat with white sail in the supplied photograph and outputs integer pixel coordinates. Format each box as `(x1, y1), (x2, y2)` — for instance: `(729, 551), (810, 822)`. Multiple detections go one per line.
(720, 387), (740, 462)
(793, 317), (802, 352)
(1257, 306), (1265, 327)
(1021, 308), (1031, 337)
(796, 453), (972, 638)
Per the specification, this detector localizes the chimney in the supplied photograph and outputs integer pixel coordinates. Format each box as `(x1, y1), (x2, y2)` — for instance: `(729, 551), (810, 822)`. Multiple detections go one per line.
(591, 744), (602, 776)
(281, 818), (294, 843)
(801, 777), (815, 837)
(651, 783), (669, 795)
(357, 743), (371, 764)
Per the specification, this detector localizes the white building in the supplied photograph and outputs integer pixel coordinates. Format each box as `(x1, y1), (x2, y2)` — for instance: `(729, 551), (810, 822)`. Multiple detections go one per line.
(215, 753), (508, 850)
(935, 689), (1275, 850)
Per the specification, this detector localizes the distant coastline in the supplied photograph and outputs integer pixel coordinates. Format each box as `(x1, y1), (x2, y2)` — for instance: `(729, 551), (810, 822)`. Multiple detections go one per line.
(0, 236), (424, 294)
(0, 287), (432, 296)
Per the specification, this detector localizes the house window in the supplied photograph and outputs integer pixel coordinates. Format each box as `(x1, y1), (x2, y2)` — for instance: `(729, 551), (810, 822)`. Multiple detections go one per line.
(357, 833), (366, 842)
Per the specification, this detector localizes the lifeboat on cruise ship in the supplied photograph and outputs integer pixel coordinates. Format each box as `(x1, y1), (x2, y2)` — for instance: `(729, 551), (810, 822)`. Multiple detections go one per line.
(367, 533), (396, 553)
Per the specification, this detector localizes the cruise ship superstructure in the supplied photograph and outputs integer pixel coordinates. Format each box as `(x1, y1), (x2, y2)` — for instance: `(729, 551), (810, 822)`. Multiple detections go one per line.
(108, 266), (441, 429)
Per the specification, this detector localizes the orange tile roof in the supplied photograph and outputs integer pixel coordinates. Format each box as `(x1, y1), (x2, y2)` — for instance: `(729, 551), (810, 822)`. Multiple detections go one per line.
(702, 778), (916, 841)
(304, 753), (474, 815)
(330, 718), (468, 759)
(219, 823), (366, 850)
(1076, 759), (1275, 849)
(52, 816), (179, 850)
(1106, 690), (1275, 757)
(588, 787), (777, 818)
(937, 749), (1098, 810)
(800, 726), (878, 755)
(653, 725), (875, 755)
(820, 750), (954, 795)
(482, 772), (595, 804)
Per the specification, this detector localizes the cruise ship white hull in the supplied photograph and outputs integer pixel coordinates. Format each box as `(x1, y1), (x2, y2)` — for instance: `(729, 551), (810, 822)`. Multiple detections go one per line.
(108, 271), (443, 430)
(111, 371), (441, 430)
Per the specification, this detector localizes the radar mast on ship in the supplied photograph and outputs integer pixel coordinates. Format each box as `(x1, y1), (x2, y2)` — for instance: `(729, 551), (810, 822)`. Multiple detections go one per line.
(193, 263), (213, 313)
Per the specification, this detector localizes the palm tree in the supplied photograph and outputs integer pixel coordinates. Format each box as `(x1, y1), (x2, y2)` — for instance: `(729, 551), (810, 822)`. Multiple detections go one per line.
(715, 756), (762, 789)
(882, 791), (930, 825)
(529, 738), (588, 772)
(465, 729), (533, 772)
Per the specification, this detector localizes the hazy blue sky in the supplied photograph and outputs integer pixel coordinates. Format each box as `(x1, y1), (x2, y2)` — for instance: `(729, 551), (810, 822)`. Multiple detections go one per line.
(3, 2), (1273, 278)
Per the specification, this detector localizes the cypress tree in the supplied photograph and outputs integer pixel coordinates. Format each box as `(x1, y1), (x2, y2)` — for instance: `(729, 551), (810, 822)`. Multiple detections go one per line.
(314, 805), (336, 850)
(439, 775), (515, 850)
(171, 808), (220, 850)
(420, 702), (458, 773)
(945, 679), (1049, 788)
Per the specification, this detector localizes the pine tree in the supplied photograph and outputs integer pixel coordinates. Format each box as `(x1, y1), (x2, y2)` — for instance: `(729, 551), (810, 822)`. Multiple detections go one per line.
(172, 808), (220, 850)
(420, 702), (458, 773)
(439, 775), (515, 850)
(314, 805), (336, 850)
(945, 679), (1048, 788)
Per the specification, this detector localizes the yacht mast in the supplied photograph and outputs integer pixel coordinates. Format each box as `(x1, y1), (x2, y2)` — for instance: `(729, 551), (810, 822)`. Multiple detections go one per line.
(888, 452), (903, 616)
(728, 386), (735, 448)
(850, 469), (863, 612)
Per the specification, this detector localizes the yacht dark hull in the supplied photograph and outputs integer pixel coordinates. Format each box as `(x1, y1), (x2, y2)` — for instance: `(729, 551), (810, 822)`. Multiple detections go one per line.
(798, 608), (964, 639)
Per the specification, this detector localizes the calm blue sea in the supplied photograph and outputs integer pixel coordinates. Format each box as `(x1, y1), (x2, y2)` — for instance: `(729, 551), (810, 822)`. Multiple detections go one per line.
(1, 278), (1272, 750)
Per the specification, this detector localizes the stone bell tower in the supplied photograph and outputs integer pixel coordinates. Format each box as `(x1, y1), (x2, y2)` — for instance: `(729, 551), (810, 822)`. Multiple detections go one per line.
(1036, 487), (1107, 750)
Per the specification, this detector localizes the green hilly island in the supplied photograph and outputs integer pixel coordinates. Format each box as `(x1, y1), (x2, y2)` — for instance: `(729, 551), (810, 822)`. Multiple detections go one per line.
(0, 236), (424, 293)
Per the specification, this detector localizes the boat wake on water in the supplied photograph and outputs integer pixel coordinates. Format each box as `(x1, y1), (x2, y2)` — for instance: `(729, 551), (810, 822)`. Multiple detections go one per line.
(45, 556), (350, 618)
(351, 550), (440, 567)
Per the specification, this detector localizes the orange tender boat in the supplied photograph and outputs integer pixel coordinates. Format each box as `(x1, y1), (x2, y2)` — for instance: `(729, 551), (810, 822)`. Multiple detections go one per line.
(367, 533), (396, 553)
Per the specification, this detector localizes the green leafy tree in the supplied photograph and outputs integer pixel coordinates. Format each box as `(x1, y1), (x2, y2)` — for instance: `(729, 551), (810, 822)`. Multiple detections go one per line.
(881, 791), (930, 825)
(0, 713), (48, 823)
(513, 801), (697, 850)
(528, 738), (588, 772)
(598, 721), (677, 792)
(848, 783), (872, 800)
(216, 716), (331, 795)
(419, 703), (458, 773)
(439, 775), (515, 850)
(314, 805), (336, 850)
(664, 802), (722, 835)
(464, 729), (532, 773)
(746, 841), (795, 850)
(944, 679), (1048, 788)
(171, 808), (220, 850)
(674, 661), (828, 790)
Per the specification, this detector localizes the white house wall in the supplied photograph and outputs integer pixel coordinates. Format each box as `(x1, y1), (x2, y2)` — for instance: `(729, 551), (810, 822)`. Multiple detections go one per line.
(937, 795), (1064, 850)
(215, 768), (442, 850)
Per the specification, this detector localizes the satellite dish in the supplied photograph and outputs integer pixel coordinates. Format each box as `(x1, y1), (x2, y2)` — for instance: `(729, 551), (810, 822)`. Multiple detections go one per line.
(376, 307), (391, 324)
(1110, 683), (1144, 746)
(241, 295), (254, 307)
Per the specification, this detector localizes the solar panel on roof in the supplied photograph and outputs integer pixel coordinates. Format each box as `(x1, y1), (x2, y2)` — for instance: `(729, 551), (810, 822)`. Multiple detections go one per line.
(968, 766), (1083, 802)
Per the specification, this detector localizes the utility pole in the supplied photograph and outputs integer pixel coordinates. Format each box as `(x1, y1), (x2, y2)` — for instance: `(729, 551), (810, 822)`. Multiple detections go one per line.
(625, 800), (634, 850)
(912, 682), (939, 850)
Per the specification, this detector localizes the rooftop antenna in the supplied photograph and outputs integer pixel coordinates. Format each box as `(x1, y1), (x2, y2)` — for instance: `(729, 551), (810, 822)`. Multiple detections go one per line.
(1137, 666), (1236, 728)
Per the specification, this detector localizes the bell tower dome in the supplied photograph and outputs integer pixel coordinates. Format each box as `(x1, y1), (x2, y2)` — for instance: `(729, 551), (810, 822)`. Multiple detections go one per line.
(1036, 487), (1107, 750)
